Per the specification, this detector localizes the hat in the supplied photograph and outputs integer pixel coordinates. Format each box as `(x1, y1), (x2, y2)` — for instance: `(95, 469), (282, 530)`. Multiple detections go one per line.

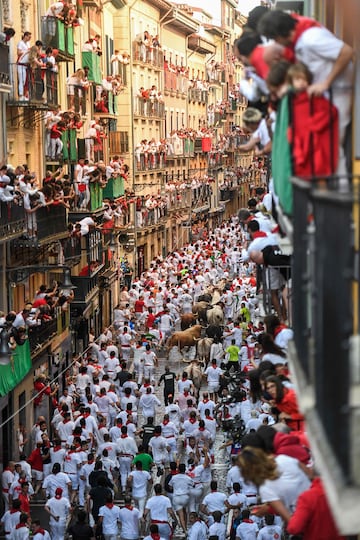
(0, 175), (10, 184)
(55, 487), (63, 498)
(243, 107), (262, 124)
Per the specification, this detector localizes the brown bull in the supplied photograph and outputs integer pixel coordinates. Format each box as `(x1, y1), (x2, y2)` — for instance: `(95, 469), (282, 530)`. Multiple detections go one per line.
(167, 325), (202, 350)
(183, 360), (204, 398)
(180, 313), (197, 331)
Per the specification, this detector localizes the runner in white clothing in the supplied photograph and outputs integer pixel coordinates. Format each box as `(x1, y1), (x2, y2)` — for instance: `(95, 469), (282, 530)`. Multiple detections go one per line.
(44, 488), (71, 540)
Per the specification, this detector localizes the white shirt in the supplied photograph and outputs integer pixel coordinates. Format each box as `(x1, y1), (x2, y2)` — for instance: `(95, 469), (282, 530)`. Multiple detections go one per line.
(169, 473), (194, 496)
(235, 520), (259, 540)
(205, 365), (223, 385)
(98, 504), (121, 534)
(260, 454), (311, 512)
(145, 494), (172, 521)
(148, 435), (169, 464)
(45, 496), (71, 525)
(139, 393), (161, 417)
(128, 469), (151, 498)
(116, 436), (138, 458)
(202, 491), (227, 513)
(257, 524), (283, 540)
(188, 520), (208, 540)
(295, 26), (353, 90)
(118, 506), (140, 540)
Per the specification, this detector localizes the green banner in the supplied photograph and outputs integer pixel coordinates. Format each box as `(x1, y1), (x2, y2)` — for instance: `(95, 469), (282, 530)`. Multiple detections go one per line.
(0, 340), (32, 397)
(272, 93), (293, 215)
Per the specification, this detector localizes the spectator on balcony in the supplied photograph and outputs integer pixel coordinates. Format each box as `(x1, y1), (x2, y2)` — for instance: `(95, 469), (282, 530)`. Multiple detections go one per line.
(238, 107), (272, 157)
(84, 34), (102, 56)
(0, 27), (15, 44)
(0, 175), (17, 203)
(49, 120), (66, 160)
(67, 68), (88, 111)
(110, 50), (124, 76)
(85, 121), (98, 162)
(152, 35), (161, 48)
(16, 31), (32, 100)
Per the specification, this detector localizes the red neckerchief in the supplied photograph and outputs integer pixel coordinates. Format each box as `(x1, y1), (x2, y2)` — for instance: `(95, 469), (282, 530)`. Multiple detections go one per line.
(63, 419), (70, 424)
(199, 427), (205, 431)
(106, 502), (114, 509)
(189, 418), (196, 424)
(121, 434), (128, 439)
(16, 523), (28, 529)
(170, 470), (178, 475)
(243, 519), (254, 523)
(202, 399), (209, 404)
(10, 508), (20, 514)
(144, 383), (150, 387)
(125, 504), (133, 510)
(162, 420), (169, 426)
(251, 231), (267, 238)
(224, 413), (232, 419)
(53, 445), (62, 451)
(274, 324), (288, 337)
(182, 378), (187, 382)
(205, 415), (213, 420)
(291, 15), (321, 49)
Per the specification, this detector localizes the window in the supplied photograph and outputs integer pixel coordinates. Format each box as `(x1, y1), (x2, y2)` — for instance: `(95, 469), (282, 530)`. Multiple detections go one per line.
(109, 131), (129, 154)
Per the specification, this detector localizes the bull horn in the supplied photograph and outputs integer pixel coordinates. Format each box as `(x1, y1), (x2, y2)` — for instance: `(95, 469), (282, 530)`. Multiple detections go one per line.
(193, 337), (201, 342)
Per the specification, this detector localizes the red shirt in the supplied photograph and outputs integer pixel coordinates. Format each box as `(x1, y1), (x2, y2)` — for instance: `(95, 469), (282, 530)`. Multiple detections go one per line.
(135, 300), (145, 313)
(287, 478), (345, 540)
(277, 388), (305, 431)
(27, 448), (43, 472)
(18, 493), (30, 515)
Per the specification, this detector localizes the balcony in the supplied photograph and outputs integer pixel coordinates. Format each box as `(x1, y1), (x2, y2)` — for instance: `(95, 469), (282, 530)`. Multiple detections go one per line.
(94, 89), (118, 118)
(135, 151), (166, 172)
(166, 137), (194, 158)
(132, 41), (163, 69)
(41, 17), (74, 61)
(0, 44), (11, 91)
(188, 88), (208, 104)
(82, 52), (102, 85)
(14, 204), (67, 247)
(111, 61), (127, 86)
(214, 111), (226, 125)
(62, 235), (82, 264)
(8, 64), (59, 108)
(134, 97), (165, 119)
(164, 71), (187, 96)
(71, 264), (104, 307)
(0, 201), (26, 241)
(103, 176), (125, 199)
(28, 317), (58, 353)
(286, 175), (360, 534)
(188, 35), (216, 56)
(208, 152), (224, 170)
(207, 69), (226, 85)
(61, 128), (78, 162)
(194, 137), (212, 153)
(67, 85), (87, 115)
(0, 341), (31, 398)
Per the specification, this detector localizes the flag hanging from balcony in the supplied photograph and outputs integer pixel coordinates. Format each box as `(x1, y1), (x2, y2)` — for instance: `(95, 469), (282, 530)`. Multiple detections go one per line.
(0, 340), (32, 397)
(272, 93), (293, 215)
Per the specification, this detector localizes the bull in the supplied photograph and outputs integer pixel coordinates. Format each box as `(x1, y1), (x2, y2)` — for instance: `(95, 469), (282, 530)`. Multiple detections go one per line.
(206, 324), (223, 341)
(167, 325), (202, 351)
(192, 301), (210, 325)
(207, 305), (224, 326)
(180, 313), (197, 331)
(183, 360), (204, 398)
(197, 337), (213, 368)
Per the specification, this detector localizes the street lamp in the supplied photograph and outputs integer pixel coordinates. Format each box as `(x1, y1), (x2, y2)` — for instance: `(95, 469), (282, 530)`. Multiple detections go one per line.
(60, 268), (77, 296)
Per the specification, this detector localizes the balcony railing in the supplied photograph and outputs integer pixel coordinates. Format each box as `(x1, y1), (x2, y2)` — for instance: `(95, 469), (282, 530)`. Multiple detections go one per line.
(164, 71), (187, 94)
(111, 61), (127, 86)
(62, 235), (82, 263)
(207, 69), (226, 84)
(36, 204), (67, 241)
(132, 41), (163, 69)
(208, 152), (224, 169)
(135, 152), (166, 172)
(71, 271), (102, 303)
(188, 88), (208, 104)
(82, 52), (102, 84)
(94, 89), (118, 116)
(136, 205), (167, 228)
(0, 201), (26, 241)
(0, 44), (10, 87)
(284, 175), (360, 534)
(8, 64), (58, 107)
(166, 137), (194, 157)
(103, 176), (125, 199)
(134, 97), (165, 118)
(28, 317), (58, 352)
(67, 85), (87, 115)
(41, 17), (74, 60)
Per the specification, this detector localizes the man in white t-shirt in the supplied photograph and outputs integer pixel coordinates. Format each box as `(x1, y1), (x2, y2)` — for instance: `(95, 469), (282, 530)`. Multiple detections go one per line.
(98, 494), (121, 538)
(44, 487), (71, 540)
(117, 495), (141, 540)
(200, 480), (228, 526)
(127, 461), (152, 517)
(144, 483), (177, 540)
(235, 508), (259, 540)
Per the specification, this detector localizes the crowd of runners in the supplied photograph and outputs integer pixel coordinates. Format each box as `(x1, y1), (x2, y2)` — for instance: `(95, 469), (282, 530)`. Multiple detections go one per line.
(1, 197), (343, 540)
